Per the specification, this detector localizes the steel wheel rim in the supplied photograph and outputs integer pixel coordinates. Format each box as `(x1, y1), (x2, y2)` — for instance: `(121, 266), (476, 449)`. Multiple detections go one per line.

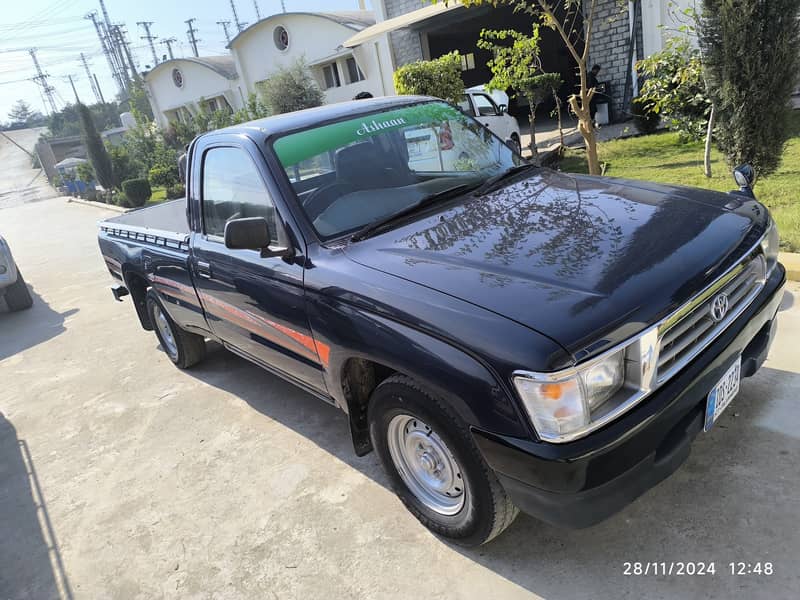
(386, 414), (465, 516)
(153, 304), (178, 359)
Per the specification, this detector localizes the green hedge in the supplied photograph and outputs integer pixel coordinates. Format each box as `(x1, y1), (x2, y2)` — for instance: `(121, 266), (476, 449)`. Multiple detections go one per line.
(393, 52), (465, 105)
(121, 178), (152, 207)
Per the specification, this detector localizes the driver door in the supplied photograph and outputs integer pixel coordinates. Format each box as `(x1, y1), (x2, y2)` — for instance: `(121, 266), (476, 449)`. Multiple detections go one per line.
(191, 140), (328, 392)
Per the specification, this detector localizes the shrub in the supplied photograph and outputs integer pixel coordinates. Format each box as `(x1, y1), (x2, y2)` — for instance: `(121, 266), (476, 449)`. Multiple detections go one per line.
(393, 52), (465, 105)
(636, 37), (710, 141)
(76, 161), (94, 183)
(631, 97), (661, 134)
(166, 184), (186, 199)
(122, 178), (152, 207)
(258, 58), (324, 115)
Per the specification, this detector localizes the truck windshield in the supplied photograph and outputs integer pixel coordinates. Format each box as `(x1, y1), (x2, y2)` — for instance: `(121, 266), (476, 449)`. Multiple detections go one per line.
(272, 101), (521, 241)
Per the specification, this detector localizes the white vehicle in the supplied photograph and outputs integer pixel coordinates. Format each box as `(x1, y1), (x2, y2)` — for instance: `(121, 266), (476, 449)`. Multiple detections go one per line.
(459, 90), (522, 154)
(0, 236), (33, 311)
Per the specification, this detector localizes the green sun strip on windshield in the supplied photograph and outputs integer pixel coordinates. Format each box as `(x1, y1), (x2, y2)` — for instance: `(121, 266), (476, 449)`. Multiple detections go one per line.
(273, 102), (461, 167)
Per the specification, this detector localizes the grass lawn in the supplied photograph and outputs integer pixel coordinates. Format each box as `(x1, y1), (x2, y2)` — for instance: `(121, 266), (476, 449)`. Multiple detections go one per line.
(557, 111), (800, 252)
(145, 186), (168, 207)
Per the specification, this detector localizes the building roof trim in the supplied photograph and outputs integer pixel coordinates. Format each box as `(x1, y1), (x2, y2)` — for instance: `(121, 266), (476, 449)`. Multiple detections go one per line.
(144, 56), (239, 81)
(228, 11), (375, 48)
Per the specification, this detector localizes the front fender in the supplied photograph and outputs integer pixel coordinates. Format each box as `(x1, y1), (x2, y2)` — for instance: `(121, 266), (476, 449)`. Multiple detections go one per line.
(310, 300), (532, 441)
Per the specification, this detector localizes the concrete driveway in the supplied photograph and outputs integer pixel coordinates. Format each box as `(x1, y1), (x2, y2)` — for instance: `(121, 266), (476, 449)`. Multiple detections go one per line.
(0, 128), (56, 210)
(1, 197), (799, 600)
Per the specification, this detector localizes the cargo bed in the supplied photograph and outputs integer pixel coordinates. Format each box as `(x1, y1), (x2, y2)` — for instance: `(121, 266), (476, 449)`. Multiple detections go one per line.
(99, 199), (189, 251)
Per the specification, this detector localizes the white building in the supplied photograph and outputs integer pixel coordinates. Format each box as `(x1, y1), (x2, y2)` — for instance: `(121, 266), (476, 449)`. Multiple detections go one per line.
(229, 11), (394, 105)
(144, 56), (242, 129)
(640, 0), (697, 57)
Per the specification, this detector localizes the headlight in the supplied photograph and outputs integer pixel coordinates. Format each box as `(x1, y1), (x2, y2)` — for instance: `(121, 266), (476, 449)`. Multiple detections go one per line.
(514, 352), (624, 439)
(760, 219), (779, 277)
(513, 328), (660, 443)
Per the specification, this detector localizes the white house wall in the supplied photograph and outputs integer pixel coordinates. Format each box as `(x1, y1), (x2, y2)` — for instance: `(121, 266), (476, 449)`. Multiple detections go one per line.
(145, 61), (242, 128)
(231, 14), (391, 104)
(641, 0), (698, 58)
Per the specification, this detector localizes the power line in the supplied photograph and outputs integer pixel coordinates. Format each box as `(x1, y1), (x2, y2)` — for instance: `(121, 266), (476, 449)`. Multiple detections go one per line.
(137, 21), (159, 68)
(253, 1), (262, 20)
(185, 19), (200, 58)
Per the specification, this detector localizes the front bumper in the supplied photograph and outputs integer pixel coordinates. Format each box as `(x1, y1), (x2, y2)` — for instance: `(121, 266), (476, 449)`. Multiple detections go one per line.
(473, 264), (786, 528)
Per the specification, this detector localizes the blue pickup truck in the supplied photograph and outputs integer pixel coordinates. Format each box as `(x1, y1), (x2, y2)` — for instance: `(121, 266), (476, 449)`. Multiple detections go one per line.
(99, 97), (785, 545)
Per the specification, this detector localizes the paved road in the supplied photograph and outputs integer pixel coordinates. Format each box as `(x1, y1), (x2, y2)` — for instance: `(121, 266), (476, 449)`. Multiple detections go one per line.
(1, 198), (799, 600)
(0, 128), (57, 210)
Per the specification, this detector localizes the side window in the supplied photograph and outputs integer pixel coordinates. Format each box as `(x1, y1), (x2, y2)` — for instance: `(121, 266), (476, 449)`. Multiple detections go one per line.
(472, 93), (498, 117)
(457, 95), (474, 116)
(202, 147), (277, 239)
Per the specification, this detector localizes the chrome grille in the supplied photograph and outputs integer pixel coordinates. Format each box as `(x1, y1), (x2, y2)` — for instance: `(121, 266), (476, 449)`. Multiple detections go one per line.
(656, 254), (767, 383)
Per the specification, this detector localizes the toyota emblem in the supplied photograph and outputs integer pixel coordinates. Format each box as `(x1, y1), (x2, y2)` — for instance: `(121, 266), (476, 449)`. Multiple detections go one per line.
(710, 293), (730, 323)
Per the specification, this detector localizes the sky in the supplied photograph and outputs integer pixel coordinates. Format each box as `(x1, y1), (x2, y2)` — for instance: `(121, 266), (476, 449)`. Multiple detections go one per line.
(0, 0), (372, 122)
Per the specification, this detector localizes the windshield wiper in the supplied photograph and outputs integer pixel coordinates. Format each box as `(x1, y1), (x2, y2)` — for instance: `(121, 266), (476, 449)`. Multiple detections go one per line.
(473, 163), (540, 197)
(350, 183), (477, 242)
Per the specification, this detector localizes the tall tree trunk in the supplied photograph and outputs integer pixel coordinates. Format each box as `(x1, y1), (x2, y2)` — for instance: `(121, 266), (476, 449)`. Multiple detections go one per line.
(704, 104), (715, 178)
(553, 91), (564, 149)
(569, 89), (600, 175)
(529, 104), (540, 164)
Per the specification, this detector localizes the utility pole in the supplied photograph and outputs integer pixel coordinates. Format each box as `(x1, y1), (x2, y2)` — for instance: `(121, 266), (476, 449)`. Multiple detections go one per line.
(160, 37), (177, 60)
(80, 52), (102, 104)
(29, 48), (57, 114)
(229, 0), (247, 32)
(252, 0), (261, 20)
(281, 0), (286, 12)
(185, 19), (200, 57)
(217, 20), (232, 45)
(67, 75), (80, 104)
(94, 73), (106, 104)
(114, 25), (139, 84)
(137, 21), (159, 67)
(86, 11), (123, 95)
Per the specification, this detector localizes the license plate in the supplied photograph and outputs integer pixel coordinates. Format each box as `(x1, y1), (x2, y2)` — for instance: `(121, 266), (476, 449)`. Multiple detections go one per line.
(704, 356), (742, 432)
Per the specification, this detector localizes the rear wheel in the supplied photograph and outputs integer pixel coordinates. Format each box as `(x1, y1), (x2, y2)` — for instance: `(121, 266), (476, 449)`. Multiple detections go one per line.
(369, 375), (518, 546)
(146, 290), (205, 369)
(5, 268), (33, 311)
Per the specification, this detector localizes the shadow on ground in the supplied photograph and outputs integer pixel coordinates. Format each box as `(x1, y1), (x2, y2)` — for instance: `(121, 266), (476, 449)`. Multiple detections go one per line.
(0, 412), (73, 600)
(0, 285), (78, 362)
(185, 323), (799, 598)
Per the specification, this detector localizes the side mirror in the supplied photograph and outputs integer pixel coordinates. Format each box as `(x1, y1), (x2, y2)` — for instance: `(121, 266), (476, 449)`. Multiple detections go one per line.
(498, 104), (507, 114)
(732, 164), (756, 199)
(224, 217), (293, 258)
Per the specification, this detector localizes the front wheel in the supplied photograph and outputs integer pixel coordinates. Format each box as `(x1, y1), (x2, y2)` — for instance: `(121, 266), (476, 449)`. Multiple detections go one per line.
(146, 290), (205, 369)
(369, 375), (518, 546)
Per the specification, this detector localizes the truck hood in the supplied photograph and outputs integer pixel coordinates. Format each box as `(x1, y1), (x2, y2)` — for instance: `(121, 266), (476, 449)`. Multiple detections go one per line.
(343, 169), (765, 359)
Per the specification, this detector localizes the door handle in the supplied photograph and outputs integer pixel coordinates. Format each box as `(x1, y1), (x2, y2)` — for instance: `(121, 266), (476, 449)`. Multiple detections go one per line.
(196, 260), (212, 279)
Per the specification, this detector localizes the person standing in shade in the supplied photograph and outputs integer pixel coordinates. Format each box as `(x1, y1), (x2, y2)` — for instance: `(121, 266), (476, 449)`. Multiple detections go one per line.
(587, 64), (602, 127)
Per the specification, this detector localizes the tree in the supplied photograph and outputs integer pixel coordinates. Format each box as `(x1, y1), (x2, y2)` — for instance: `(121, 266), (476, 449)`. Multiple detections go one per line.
(699, 0), (800, 178)
(7, 100), (44, 128)
(77, 103), (115, 189)
(8, 100), (34, 125)
(259, 58), (324, 115)
(393, 51), (466, 104)
(48, 102), (121, 138)
(449, 0), (606, 175)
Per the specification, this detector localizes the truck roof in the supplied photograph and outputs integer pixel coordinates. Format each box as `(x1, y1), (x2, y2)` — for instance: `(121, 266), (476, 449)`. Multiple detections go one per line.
(205, 95), (436, 142)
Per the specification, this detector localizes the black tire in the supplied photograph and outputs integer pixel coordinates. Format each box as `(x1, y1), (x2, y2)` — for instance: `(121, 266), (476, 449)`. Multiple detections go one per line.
(5, 268), (33, 311)
(146, 289), (205, 369)
(369, 375), (519, 546)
